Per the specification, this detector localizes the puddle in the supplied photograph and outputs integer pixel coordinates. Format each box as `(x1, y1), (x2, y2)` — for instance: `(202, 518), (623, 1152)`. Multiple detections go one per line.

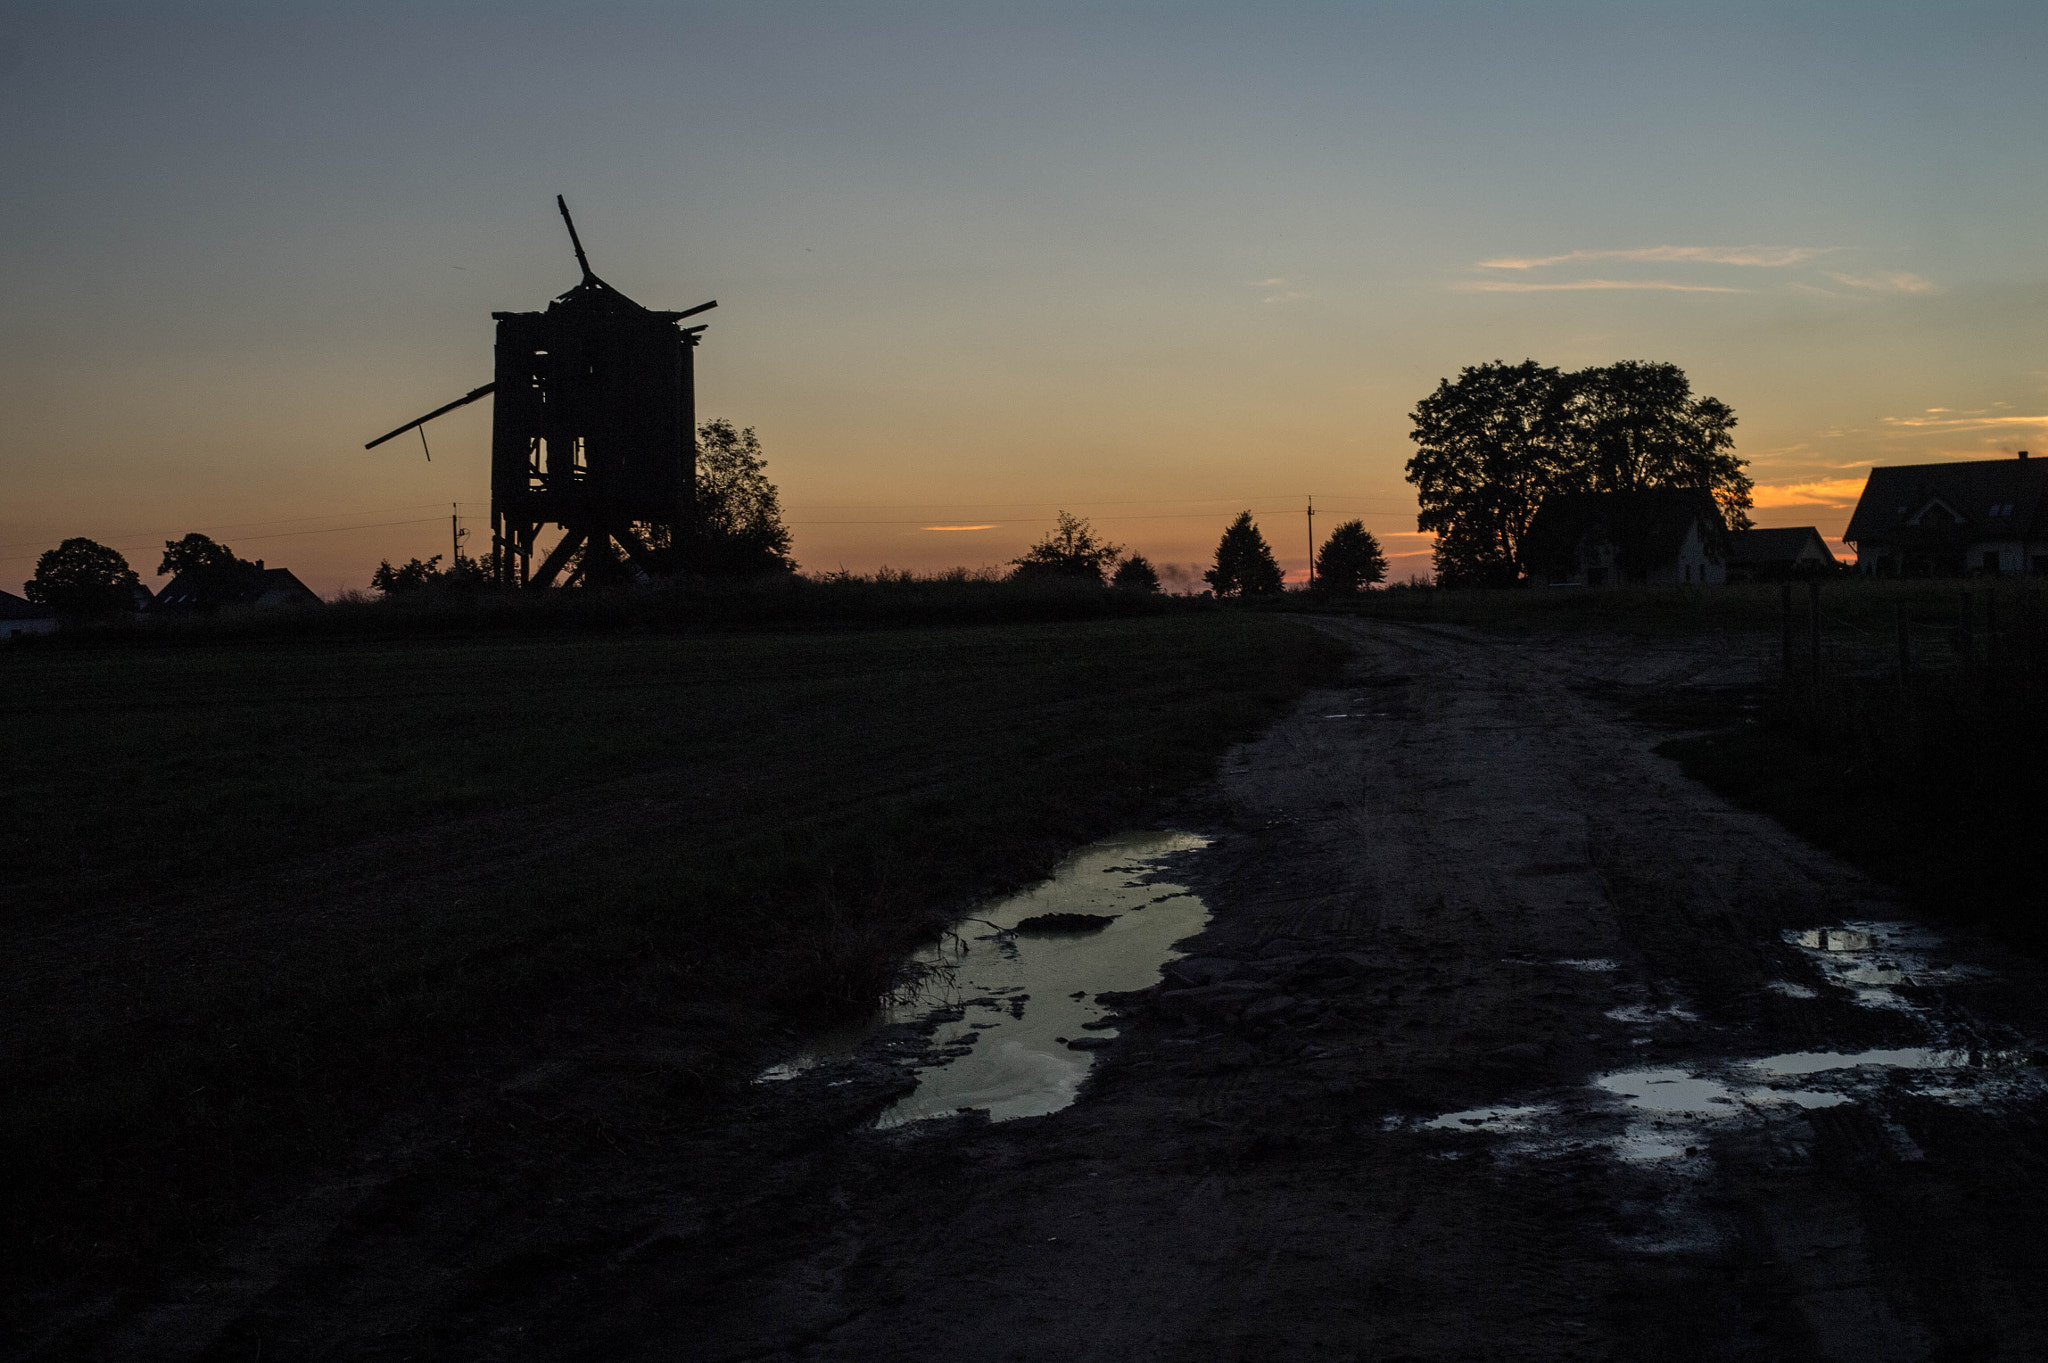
(1605, 1003), (1699, 1025)
(1423, 1104), (1552, 1132)
(757, 831), (1212, 1127)
(1786, 921), (1991, 1008)
(1751, 1047), (2033, 1077)
(1598, 1068), (1741, 1113)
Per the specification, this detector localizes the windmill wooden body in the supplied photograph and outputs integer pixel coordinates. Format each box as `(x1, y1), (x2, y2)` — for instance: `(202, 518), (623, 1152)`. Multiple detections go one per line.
(366, 198), (715, 587)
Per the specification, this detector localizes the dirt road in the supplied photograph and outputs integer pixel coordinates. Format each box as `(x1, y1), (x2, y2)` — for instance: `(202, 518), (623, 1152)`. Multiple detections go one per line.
(596, 616), (2048, 1362)
(74, 618), (2048, 1359)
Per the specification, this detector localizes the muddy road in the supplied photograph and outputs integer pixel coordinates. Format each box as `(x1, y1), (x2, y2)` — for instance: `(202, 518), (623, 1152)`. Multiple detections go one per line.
(79, 618), (2048, 1359)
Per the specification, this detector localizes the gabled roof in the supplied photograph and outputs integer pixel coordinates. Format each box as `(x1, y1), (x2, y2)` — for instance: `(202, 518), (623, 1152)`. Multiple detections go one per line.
(0, 589), (57, 622)
(155, 566), (319, 611)
(1726, 527), (1833, 565)
(1842, 457), (2048, 545)
(1522, 487), (1729, 575)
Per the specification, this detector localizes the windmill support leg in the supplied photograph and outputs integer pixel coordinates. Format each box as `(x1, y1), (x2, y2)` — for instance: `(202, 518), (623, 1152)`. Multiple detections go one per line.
(615, 525), (664, 579)
(528, 529), (589, 590)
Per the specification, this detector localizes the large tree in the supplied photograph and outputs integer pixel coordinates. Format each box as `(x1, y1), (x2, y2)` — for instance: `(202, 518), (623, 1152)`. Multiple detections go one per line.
(1204, 512), (1285, 597)
(1011, 511), (1123, 584)
(159, 533), (263, 595)
(1404, 358), (1750, 584)
(680, 419), (796, 576)
(1313, 520), (1388, 594)
(622, 419), (797, 579)
(1404, 360), (1569, 587)
(1557, 361), (1751, 528)
(26, 538), (141, 621)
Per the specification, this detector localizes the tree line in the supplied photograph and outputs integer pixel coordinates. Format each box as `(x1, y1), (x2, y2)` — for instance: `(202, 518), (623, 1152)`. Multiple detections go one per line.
(1007, 509), (1387, 596)
(1405, 359), (1750, 587)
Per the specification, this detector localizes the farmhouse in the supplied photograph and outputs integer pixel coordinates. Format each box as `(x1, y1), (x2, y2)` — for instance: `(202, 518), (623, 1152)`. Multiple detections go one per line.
(1844, 452), (2047, 577)
(1523, 487), (1729, 587)
(1723, 526), (1836, 582)
(1, 589), (60, 639)
(154, 563), (321, 612)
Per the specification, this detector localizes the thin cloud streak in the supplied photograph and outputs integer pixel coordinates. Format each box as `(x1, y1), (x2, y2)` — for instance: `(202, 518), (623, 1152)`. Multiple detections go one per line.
(920, 524), (1000, 531)
(1751, 477), (1870, 509)
(1477, 245), (1832, 270)
(1826, 270), (1941, 294)
(1879, 413), (2048, 430)
(1452, 279), (1750, 293)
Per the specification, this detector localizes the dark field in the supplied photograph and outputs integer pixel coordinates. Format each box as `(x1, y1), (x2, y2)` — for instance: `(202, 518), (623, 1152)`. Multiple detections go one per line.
(0, 614), (1342, 1323)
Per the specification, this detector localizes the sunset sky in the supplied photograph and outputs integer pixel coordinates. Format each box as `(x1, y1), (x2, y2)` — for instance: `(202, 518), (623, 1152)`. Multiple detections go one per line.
(6, 3), (2046, 597)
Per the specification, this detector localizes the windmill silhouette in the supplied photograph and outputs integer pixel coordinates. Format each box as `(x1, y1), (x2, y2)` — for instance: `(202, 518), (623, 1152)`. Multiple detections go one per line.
(367, 197), (715, 587)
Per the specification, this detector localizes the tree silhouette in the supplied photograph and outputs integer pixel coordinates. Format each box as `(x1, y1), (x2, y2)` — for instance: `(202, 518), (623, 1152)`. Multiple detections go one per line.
(1110, 553), (1162, 593)
(159, 533), (262, 595)
(27, 538), (141, 621)
(1404, 360), (1567, 587)
(371, 556), (444, 594)
(1313, 520), (1387, 594)
(1204, 512), (1284, 597)
(1405, 358), (1749, 585)
(1011, 511), (1124, 584)
(1558, 361), (1751, 528)
(685, 419), (796, 576)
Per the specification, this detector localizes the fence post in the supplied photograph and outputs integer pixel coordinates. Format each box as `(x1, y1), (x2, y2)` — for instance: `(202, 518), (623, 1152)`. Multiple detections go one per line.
(1958, 589), (1974, 666)
(1781, 582), (1795, 681)
(1807, 578), (1822, 686)
(1986, 588), (1999, 668)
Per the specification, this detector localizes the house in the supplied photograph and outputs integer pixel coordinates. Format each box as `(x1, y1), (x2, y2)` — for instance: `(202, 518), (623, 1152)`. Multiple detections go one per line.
(0, 589), (60, 639)
(153, 563), (321, 612)
(1723, 526), (1836, 582)
(1843, 452), (2047, 577)
(1523, 487), (1730, 587)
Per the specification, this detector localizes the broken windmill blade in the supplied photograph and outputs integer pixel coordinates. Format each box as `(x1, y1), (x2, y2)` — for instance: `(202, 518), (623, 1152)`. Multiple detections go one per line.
(361, 194), (717, 589)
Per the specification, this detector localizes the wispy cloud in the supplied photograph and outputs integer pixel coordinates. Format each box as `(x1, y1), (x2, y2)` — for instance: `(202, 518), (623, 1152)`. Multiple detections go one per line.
(1879, 413), (2048, 431)
(1751, 477), (1870, 509)
(1477, 245), (1831, 270)
(1453, 278), (1749, 294)
(1242, 275), (1313, 303)
(1825, 270), (1940, 294)
(921, 524), (999, 532)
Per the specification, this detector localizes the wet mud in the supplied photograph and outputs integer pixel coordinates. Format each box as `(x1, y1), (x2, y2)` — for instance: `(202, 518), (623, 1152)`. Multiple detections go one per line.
(49, 619), (2048, 1360)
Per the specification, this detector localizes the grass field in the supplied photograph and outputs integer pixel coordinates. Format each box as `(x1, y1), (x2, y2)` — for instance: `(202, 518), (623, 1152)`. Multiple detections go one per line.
(0, 612), (1343, 1309)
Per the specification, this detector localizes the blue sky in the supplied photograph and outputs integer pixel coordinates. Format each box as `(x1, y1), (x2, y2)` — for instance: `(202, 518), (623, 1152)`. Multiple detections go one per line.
(6, 2), (2046, 592)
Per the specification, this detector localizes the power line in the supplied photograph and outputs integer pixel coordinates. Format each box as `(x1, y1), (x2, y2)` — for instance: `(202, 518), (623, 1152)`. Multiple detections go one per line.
(0, 517), (450, 566)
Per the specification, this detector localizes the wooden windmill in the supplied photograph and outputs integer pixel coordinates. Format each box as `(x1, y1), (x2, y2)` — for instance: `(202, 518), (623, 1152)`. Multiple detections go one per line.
(366, 197), (715, 587)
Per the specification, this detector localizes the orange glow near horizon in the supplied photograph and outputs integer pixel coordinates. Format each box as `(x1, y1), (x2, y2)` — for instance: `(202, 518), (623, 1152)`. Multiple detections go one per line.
(7, 9), (2046, 598)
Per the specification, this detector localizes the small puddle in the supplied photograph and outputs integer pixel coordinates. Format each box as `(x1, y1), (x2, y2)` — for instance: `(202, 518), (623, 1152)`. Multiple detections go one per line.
(1786, 920), (1990, 1007)
(758, 830), (1212, 1127)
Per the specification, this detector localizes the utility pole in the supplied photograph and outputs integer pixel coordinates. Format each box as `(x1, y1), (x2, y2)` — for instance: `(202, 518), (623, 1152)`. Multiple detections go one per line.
(452, 503), (461, 564)
(1306, 495), (1315, 590)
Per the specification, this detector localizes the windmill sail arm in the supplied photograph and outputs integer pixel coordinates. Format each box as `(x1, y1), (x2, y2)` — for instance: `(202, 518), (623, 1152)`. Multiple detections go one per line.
(364, 383), (496, 450)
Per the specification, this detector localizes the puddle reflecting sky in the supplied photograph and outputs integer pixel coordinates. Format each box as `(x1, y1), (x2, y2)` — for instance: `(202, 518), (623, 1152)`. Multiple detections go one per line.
(761, 831), (1212, 1127)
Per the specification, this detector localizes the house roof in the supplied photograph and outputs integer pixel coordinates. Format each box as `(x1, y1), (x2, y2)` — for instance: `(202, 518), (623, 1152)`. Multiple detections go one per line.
(1842, 456), (2048, 546)
(155, 566), (319, 611)
(1522, 487), (1729, 575)
(1726, 526), (1833, 565)
(0, 589), (56, 622)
